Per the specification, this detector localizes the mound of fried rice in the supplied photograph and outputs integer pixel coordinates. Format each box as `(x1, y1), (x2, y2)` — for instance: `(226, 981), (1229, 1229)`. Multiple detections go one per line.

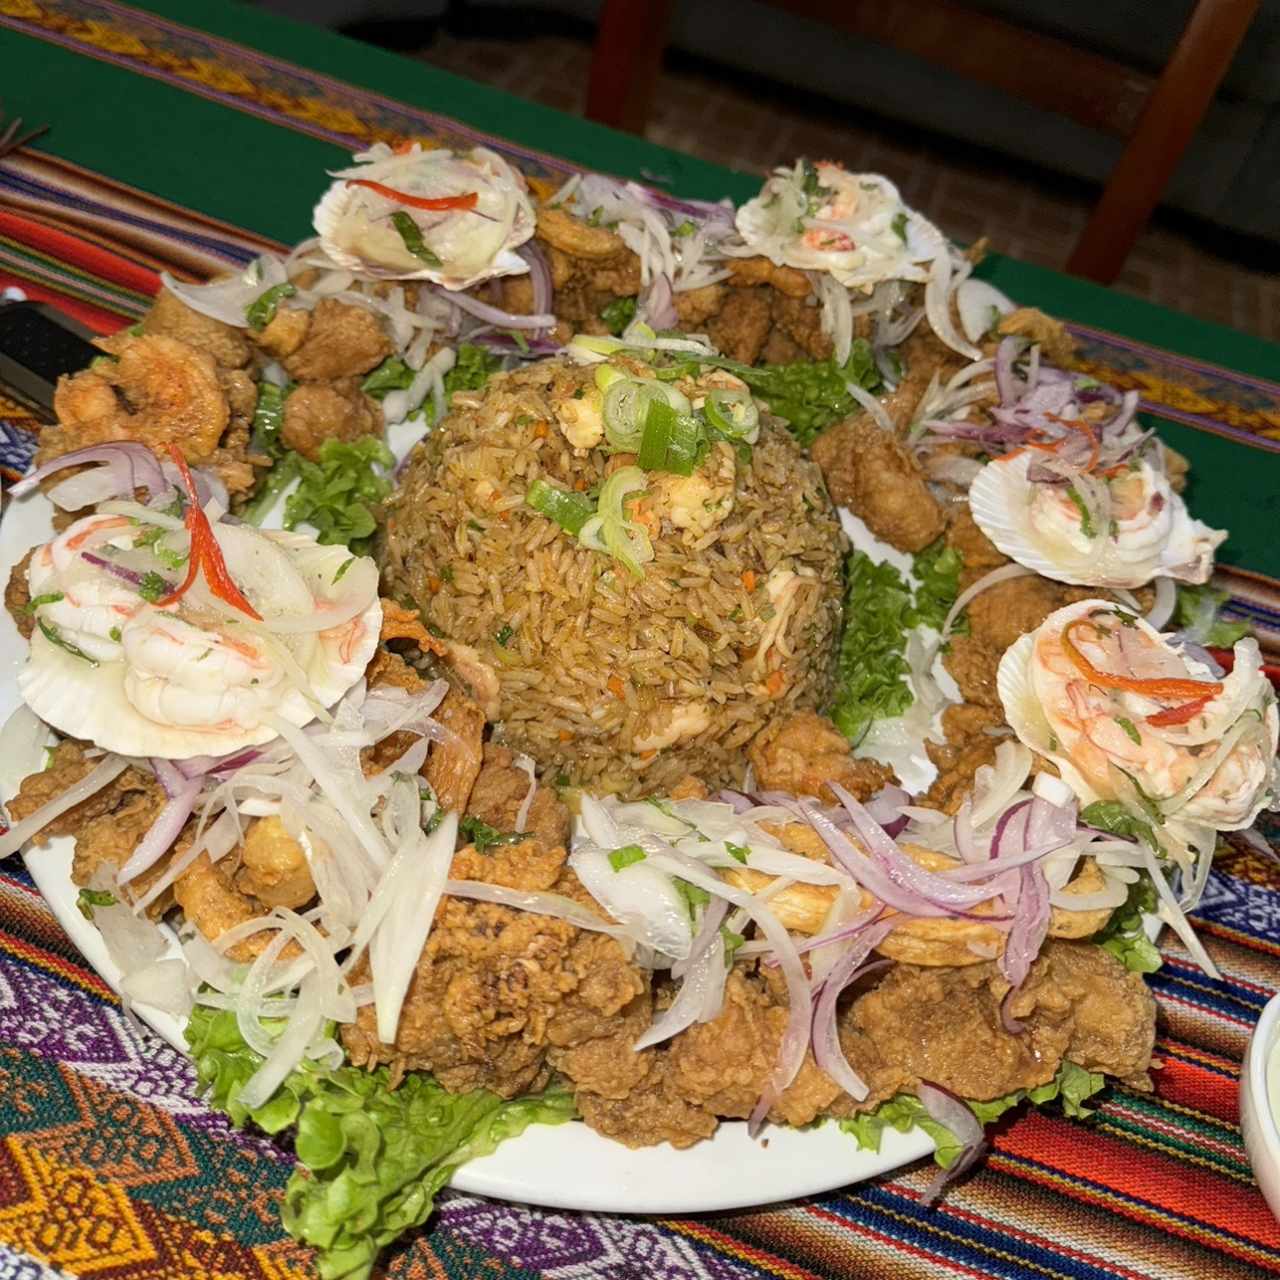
(380, 358), (846, 796)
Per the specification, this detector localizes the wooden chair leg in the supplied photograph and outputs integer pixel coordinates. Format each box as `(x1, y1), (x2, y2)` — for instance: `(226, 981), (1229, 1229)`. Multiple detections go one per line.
(1066, 0), (1260, 284)
(585, 0), (674, 134)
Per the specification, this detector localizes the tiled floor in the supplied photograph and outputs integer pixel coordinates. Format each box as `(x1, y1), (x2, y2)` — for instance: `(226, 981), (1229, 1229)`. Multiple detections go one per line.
(417, 29), (1280, 343)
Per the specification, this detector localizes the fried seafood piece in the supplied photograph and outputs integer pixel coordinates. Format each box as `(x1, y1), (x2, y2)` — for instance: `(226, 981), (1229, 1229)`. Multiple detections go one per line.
(946, 504), (1008, 589)
(923, 703), (1005, 814)
(142, 288), (251, 369)
(279, 377), (381, 461)
(42, 333), (228, 464)
(705, 287), (773, 365)
(725, 257), (812, 297)
(7, 740), (153, 845)
(277, 299), (393, 381)
(5, 548), (34, 640)
(666, 969), (843, 1128)
(235, 815), (315, 910)
(941, 633), (1004, 710)
(810, 418), (945, 553)
(768, 289), (832, 360)
(173, 849), (281, 964)
(519, 207), (643, 335)
(427, 688), (486, 815)
(995, 307), (1075, 367)
(747, 711), (897, 803)
(343, 839), (647, 1098)
(673, 282), (726, 330)
(469, 744), (571, 848)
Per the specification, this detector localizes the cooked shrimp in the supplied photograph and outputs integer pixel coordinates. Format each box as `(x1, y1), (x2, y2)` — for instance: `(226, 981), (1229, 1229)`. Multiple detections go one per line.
(237, 815), (315, 909)
(121, 614), (284, 729)
(47, 334), (228, 463)
(631, 701), (711, 753)
(553, 385), (605, 449)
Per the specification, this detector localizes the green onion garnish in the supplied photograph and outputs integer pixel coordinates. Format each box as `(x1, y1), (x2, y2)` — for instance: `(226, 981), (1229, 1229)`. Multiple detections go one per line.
(390, 210), (442, 267)
(525, 478), (596, 536)
(22, 591), (64, 614)
(704, 387), (760, 443)
(245, 283), (297, 331)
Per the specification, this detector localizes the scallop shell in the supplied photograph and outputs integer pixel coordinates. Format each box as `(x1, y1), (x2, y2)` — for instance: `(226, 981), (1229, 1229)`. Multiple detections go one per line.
(995, 626), (1102, 808)
(968, 454), (1094, 585)
(16, 546), (382, 761)
(312, 150), (534, 290)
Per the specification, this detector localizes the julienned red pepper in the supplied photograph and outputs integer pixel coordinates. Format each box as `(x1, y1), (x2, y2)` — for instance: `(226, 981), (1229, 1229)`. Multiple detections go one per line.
(345, 178), (478, 212)
(1146, 694), (1214, 727)
(156, 446), (262, 620)
(1062, 618), (1222, 701)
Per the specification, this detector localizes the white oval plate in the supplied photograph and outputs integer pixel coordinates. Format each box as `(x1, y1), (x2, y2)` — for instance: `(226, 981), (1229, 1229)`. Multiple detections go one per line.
(0, 483), (934, 1214)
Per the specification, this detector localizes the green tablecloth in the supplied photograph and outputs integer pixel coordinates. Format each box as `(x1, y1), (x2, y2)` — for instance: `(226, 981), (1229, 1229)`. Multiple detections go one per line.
(1, 5), (1279, 1280)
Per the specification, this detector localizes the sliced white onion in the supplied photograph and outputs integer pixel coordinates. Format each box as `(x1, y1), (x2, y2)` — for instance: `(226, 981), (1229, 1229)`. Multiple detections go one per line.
(440, 879), (635, 940)
(940, 562), (1035, 643)
(513, 753), (537, 835)
(1143, 576), (1177, 631)
(956, 278), (1015, 345)
(845, 380), (894, 433)
(633, 897), (729, 1051)
(925, 251), (981, 360)
(0, 704), (54, 803)
(160, 255), (289, 328)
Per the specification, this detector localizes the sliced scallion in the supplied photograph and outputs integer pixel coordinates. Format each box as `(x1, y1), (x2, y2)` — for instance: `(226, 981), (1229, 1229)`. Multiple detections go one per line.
(525, 478), (596, 536)
(704, 387), (760, 443)
(390, 211), (442, 267)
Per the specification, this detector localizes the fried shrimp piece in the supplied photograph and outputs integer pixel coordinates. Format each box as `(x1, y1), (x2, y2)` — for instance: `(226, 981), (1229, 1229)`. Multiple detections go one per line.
(705, 287), (772, 364)
(236, 815), (315, 909)
(748, 712), (897, 803)
(946, 504), (1008, 589)
(647, 439), (736, 537)
(426, 688), (486, 815)
(673, 283), (726, 329)
(377, 598), (447, 655)
(43, 333), (228, 464)
(924, 703), (1005, 814)
(536, 205), (627, 259)
(279, 378), (381, 461)
(72, 784), (176, 918)
(810, 418), (945, 553)
(280, 299), (393, 381)
(995, 307), (1075, 366)
(142, 288), (251, 369)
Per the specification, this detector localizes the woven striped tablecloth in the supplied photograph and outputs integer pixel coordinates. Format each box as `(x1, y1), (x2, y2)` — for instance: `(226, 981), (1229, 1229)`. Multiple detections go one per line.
(2, 4), (1280, 1277)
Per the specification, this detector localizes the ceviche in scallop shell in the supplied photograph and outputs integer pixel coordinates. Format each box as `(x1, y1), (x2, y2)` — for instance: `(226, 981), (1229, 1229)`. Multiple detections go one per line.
(969, 445), (1223, 590)
(998, 601), (1277, 895)
(313, 143), (536, 289)
(16, 453), (381, 759)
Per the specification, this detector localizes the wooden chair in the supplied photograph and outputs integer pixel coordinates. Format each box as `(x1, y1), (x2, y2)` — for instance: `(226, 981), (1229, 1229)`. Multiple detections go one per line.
(584, 0), (1261, 284)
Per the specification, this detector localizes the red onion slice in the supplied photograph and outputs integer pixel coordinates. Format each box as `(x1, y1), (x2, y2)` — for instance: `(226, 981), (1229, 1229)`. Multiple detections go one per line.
(634, 896), (730, 1051)
(916, 1081), (987, 1203)
(809, 923), (895, 1102)
(9, 442), (168, 501)
(116, 772), (204, 884)
(446, 289), (556, 330)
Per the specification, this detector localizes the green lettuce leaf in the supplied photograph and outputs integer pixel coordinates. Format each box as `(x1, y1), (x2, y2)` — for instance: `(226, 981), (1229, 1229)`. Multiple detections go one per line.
(725, 341), (879, 445)
(841, 1059), (1108, 1169)
(601, 296), (638, 335)
(1173, 583), (1250, 648)
(185, 1006), (575, 1280)
(283, 436), (394, 555)
(909, 538), (966, 634)
(829, 551), (916, 746)
(1091, 871), (1162, 974)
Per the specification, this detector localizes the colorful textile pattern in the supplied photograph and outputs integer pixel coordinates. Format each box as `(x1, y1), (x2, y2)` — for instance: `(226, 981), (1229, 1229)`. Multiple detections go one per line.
(3, 838), (1280, 1280)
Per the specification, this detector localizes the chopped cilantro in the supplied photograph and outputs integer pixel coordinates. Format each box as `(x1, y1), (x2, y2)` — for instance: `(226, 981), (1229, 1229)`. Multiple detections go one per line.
(458, 815), (522, 853)
(281, 436), (395, 555)
(601, 296), (638, 336)
(720, 927), (745, 965)
(495, 624), (514, 648)
(890, 211), (909, 242)
(390, 210), (441, 267)
(1115, 716), (1142, 745)
(1081, 800), (1159, 851)
(725, 841), (751, 865)
(21, 591), (63, 614)
(137, 571), (169, 603)
(1065, 485), (1096, 538)
(672, 219), (697, 237)
(673, 877), (711, 919)
(108, 626), (122, 642)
